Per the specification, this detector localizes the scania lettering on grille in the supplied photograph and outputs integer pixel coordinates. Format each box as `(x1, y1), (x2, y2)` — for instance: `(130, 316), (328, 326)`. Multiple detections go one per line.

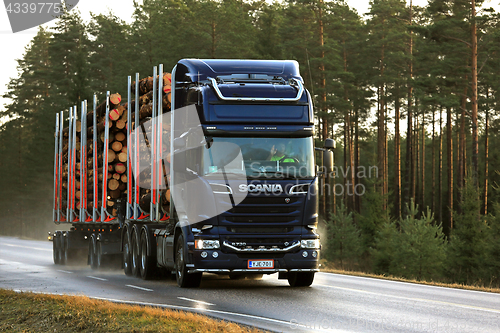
(239, 184), (283, 193)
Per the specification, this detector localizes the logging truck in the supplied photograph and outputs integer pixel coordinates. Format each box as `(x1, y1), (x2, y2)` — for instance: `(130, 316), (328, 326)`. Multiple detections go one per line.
(51, 59), (333, 287)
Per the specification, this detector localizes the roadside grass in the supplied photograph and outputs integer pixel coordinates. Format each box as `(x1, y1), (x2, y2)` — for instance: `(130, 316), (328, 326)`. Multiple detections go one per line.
(320, 265), (500, 294)
(0, 289), (263, 332)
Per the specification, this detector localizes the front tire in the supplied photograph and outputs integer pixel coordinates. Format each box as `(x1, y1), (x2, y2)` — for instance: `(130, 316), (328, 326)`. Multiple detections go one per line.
(288, 272), (315, 287)
(175, 234), (201, 288)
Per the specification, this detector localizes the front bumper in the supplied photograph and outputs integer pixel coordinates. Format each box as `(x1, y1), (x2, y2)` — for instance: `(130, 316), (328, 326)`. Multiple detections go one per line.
(188, 247), (319, 274)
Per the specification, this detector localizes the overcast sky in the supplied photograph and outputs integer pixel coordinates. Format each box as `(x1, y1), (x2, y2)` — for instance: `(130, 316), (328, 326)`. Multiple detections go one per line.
(0, 0), (498, 115)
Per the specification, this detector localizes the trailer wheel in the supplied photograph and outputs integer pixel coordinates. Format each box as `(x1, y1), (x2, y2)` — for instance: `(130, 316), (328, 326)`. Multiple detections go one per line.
(56, 232), (64, 265)
(89, 234), (98, 270)
(175, 234), (202, 288)
(287, 272), (315, 287)
(131, 227), (140, 277)
(96, 240), (103, 269)
(139, 230), (157, 280)
(63, 237), (71, 265)
(60, 236), (67, 266)
(53, 233), (60, 265)
(123, 231), (133, 276)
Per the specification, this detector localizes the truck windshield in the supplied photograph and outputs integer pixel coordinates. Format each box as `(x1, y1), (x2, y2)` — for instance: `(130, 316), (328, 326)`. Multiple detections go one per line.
(202, 137), (315, 179)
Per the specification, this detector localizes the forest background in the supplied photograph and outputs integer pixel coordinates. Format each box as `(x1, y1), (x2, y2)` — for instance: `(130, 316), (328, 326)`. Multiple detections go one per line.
(1, 0), (500, 287)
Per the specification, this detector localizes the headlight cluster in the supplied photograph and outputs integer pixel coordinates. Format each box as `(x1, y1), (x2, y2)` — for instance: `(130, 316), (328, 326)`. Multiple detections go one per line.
(195, 239), (220, 250)
(301, 239), (320, 249)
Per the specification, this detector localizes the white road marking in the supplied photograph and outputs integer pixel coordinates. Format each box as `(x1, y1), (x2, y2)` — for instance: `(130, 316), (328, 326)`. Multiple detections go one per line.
(320, 272), (499, 294)
(3, 243), (51, 252)
(57, 270), (73, 274)
(87, 276), (108, 281)
(126, 284), (153, 292)
(315, 283), (500, 314)
(92, 296), (299, 327)
(177, 297), (215, 306)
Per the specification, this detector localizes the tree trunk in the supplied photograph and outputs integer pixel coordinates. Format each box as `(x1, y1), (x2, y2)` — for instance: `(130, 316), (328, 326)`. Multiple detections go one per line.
(447, 106), (453, 234)
(439, 108), (443, 224)
(354, 107), (360, 213)
(415, 109), (420, 209)
(457, 84), (467, 210)
(471, 0), (479, 188)
(405, 0), (414, 216)
(484, 101), (489, 215)
(421, 111), (425, 211)
(394, 87), (401, 218)
(432, 108), (436, 214)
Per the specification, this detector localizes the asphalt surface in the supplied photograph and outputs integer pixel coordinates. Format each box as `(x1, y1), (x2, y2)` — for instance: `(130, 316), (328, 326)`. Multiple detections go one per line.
(1, 236), (500, 332)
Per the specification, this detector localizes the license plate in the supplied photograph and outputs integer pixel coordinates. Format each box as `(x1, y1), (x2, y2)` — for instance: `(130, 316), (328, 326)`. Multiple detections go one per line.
(248, 260), (274, 269)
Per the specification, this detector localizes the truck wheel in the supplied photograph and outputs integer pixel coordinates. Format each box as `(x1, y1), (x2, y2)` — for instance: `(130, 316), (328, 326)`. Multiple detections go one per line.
(60, 236), (67, 266)
(89, 234), (98, 270)
(53, 233), (60, 265)
(131, 227), (140, 277)
(175, 234), (202, 288)
(96, 240), (103, 269)
(287, 272), (315, 287)
(139, 230), (157, 280)
(123, 231), (133, 276)
(63, 238), (71, 265)
(56, 232), (64, 264)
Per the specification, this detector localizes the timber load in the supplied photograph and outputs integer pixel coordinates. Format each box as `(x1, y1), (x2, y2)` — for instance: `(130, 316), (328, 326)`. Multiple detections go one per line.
(55, 72), (172, 221)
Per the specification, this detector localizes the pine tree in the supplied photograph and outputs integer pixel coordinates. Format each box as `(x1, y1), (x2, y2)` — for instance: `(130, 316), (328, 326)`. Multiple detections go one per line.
(326, 203), (362, 270)
(1, 27), (55, 238)
(88, 13), (132, 97)
(447, 176), (490, 284)
(392, 202), (447, 280)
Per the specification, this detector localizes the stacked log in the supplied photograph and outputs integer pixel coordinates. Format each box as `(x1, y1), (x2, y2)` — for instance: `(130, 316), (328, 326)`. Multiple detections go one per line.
(61, 74), (172, 219)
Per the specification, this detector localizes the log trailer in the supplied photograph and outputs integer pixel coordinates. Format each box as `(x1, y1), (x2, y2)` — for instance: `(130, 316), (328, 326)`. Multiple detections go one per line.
(51, 59), (333, 287)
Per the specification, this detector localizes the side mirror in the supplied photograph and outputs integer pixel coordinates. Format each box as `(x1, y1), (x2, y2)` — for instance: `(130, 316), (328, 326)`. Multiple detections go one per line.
(324, 138), (335, 149)
(323, 150), (333, 173)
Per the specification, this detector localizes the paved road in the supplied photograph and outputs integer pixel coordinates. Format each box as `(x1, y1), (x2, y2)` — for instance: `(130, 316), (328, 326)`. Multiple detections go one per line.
(1, 236), (499, 332)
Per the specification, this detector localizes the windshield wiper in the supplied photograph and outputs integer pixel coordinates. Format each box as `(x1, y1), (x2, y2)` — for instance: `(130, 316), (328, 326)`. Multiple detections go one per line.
(251, 170), (303, 179)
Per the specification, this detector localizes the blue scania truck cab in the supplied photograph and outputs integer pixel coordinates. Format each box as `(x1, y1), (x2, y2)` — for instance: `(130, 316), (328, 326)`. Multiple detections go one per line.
(159, 59), (325, 287)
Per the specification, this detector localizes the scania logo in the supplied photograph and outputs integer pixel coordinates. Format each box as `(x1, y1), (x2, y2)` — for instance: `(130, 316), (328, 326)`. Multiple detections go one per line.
(239, 184), (283, 193)
(285, 198), (291, 203)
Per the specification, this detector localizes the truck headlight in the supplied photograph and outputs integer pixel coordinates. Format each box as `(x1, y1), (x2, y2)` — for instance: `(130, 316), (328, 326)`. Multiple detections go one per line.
(301, 239), (320, 249)
(195, 239), (220, 250)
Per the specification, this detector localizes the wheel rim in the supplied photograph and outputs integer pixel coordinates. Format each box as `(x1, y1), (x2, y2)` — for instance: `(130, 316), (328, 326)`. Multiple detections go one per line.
(123, 240), (130, 271)
(132, 233), (139, 273)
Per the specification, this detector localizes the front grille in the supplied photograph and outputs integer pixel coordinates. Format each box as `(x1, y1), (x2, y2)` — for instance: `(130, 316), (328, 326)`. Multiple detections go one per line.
(219, 192), (303, 226)
(228, 206), (296, 214)
(237, 196), (299, 205)
(226, 238), (296, 245)
(226, 227), (294, 233)
(226, 216), (294, 223)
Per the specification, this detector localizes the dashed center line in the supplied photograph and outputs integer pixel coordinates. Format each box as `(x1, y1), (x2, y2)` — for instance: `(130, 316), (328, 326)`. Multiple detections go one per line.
(87, 276), (108, 281)
(126, 284), (153, 292)
(177, 297), (215, 306)
(57, 270), (73, 274)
